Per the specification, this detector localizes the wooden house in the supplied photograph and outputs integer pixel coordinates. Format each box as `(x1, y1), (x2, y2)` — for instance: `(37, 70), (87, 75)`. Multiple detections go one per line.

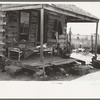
(1, 4), (99, 64)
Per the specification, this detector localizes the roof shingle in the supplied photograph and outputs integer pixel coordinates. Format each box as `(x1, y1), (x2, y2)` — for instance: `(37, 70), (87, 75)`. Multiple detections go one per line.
(52, 4), (99, 20)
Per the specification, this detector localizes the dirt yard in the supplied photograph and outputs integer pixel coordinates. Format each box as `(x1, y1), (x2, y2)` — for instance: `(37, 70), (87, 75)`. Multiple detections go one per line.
(0, 66), (99, 81)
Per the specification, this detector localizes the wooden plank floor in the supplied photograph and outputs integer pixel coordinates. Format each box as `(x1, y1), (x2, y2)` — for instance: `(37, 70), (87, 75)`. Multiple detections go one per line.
(20, 54), (76, 70)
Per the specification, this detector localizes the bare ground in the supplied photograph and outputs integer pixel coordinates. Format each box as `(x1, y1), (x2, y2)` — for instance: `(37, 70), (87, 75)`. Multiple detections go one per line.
(0, 67), (99, 81)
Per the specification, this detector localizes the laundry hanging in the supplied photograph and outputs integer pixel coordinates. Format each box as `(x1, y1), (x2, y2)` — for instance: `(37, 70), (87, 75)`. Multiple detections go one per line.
(58, 21), (63, 35)
(53, 19), (63, 39)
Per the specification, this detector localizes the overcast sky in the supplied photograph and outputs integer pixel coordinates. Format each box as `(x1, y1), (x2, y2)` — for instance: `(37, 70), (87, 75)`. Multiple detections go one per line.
(65, 2), (100, 35)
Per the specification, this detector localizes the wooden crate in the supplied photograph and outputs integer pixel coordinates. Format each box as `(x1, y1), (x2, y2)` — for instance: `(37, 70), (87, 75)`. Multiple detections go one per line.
(93, 60), (100, 68)
(73, 65), (90, 75)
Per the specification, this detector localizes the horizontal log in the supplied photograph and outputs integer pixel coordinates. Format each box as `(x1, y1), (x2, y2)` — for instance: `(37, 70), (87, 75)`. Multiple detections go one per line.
(2, 4), (43, 11)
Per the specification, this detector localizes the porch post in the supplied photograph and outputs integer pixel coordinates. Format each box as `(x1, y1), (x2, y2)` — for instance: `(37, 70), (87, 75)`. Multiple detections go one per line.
(40, 7), (46, 76)
(40, 8), (44, 62)
(69, 27), (72, 53)
(65, 23), (68, 45)
(95, 22), (98, 60)
(91, 34), (93, 53)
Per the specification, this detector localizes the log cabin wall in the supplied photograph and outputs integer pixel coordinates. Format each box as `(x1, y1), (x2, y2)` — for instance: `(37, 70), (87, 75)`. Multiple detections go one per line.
(29, 10), (39, 45)
(0, 4), (5, 52)
(0, 5), (4, 41)
(46, 11), (67, 49)
(5, 10), (39, 48)
(5, 11), (19, 45)
(5, 9), (67, 49)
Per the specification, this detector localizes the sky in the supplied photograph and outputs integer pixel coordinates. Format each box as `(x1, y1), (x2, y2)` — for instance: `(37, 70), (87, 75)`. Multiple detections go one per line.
(65, 2), (100, 35)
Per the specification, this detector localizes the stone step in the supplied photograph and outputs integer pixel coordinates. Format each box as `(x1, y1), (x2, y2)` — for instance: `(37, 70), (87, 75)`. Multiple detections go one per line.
(5, 65), (22, 76)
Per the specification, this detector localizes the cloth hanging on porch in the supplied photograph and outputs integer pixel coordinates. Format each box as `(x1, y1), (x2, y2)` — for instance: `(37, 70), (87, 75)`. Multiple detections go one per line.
(54, 19), (63, 35)
(54, 19), (59, 32)
(53, 19), (63, 39)
(53, 19), (59, 39)
(58, 21), (63, 35)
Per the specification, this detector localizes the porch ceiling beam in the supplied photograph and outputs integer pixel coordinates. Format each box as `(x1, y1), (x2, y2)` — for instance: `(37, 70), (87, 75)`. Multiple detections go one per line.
(67, 16), (98, 22)
(2, 4), (43, 11)
(67, 19), (94, 22)
(84, 17), (99, 22)
(67, 21), (92, 22)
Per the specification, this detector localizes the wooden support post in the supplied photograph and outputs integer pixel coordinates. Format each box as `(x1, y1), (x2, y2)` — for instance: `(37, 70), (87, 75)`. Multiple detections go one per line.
(95, 22), (98, 60)
(65, 23), (68, 45)
(69, 27), (72, 53)
(91, 34), (93, 53)
(40, 7), (46, 76)
(40, 8), (44, 63)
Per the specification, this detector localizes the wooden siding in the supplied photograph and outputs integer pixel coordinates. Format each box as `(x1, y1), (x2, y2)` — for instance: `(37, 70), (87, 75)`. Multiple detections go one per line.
(47, 12), (67, 48)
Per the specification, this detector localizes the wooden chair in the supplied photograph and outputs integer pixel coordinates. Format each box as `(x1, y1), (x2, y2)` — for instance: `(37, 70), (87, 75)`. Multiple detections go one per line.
(8, 47), (22, 61)
(43, 47), (53, 57)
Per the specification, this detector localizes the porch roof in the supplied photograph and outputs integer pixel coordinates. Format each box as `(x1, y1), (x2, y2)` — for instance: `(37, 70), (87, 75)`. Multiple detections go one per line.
(2, 4), (99, 22)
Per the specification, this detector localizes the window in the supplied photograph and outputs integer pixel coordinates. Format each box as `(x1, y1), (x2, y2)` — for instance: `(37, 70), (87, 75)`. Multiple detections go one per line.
(19, 11), (30, 41)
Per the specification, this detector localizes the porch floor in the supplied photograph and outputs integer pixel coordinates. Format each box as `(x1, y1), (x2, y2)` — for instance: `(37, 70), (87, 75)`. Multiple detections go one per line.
(20, 54), (76, 69)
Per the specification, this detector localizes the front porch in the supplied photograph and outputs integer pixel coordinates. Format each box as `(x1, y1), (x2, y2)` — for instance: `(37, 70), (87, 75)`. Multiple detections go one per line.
(8, 53), (76, 71)
(2, 4), (99, 64)
(1, 4), (99, 77)
(21, 54), (76, 67)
